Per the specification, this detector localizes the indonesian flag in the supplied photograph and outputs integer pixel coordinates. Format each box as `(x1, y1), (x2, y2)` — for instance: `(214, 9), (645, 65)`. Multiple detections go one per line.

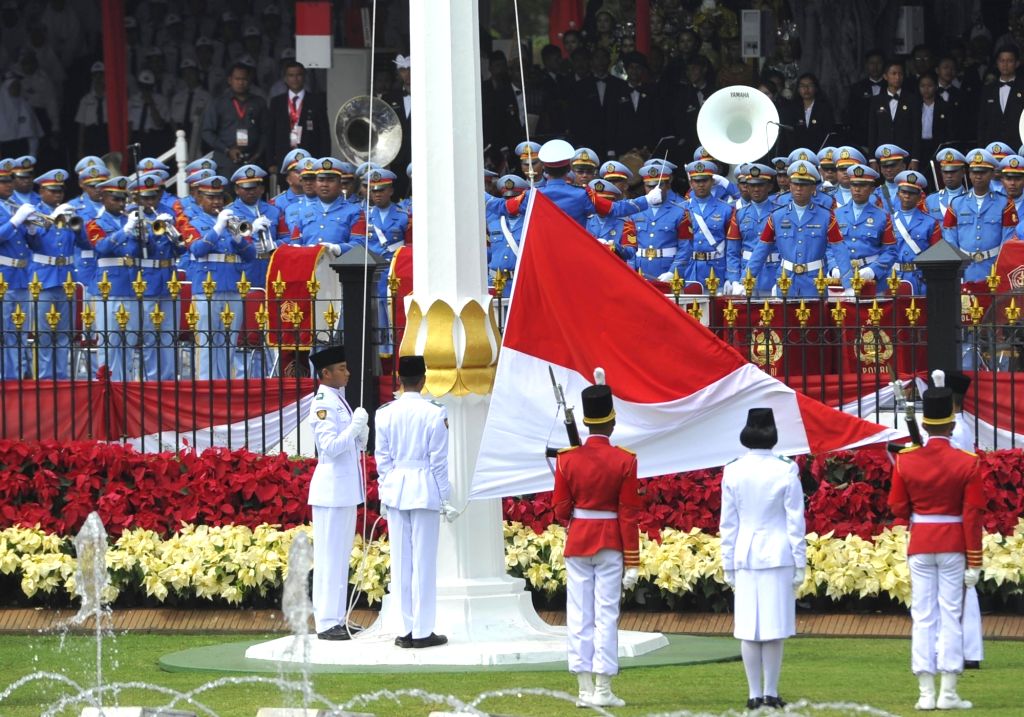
(296, 1), (332, 69)
(470, 192), (900, 499)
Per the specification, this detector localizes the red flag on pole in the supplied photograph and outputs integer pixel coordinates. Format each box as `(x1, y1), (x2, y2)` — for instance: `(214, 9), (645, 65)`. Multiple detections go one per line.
(101, 0), (128, 164)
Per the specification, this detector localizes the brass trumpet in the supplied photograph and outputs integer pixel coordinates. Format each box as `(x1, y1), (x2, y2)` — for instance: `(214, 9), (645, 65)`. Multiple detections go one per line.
(1, 198), (80, 230)
(226, 217), (252, 238)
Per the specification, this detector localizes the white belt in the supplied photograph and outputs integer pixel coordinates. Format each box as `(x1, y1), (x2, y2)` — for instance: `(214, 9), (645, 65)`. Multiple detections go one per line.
(80, 250), (95, 259)
(31, 253), (73, 267)
(137, 258), (173, 269)
(386, 240), (404, 253)
(205, 253), (240, 263)
(393, 460), (428, 469)
(967, 247), (999, 263)
(638, 246), (677, 259)
(743, 250), (780, 262)
(911, 513), (963, 524)
(850, 253), (881, 268)
(0, 255), (28, 268)
(96, 257), (134, 268)
(780, 259), (824, 274)
(573, 508), (618, 519)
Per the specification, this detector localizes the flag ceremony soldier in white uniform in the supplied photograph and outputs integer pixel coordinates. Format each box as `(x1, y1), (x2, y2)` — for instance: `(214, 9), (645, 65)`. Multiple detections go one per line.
(719, 408), (806, 711)
(552, 378), (642, 708)
(307, 345), (369, 640)
(888, 371), (985, 711)
(374, 355), (456, 649)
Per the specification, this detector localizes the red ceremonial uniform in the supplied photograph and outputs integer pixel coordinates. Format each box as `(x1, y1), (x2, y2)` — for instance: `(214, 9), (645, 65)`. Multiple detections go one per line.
(888, 437), (985, 567)
(552, 435), (642, 567)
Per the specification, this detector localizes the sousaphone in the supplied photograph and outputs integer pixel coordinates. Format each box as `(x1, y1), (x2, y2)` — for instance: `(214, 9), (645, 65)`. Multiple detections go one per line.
(696, 85), (780, 165)
(334, 95), (403, 166)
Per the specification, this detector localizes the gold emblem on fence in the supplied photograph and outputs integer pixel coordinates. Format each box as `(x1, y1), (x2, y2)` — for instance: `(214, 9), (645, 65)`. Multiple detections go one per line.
(855, 328), (894, 373)
(750, 329), (783, 375)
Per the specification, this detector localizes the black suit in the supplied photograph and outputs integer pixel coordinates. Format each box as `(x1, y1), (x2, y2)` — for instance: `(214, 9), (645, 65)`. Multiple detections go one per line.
(569, 74), (627, 157)
(920, 98), (956, 180)
(789, 98), (835, 153)
(846, 77), (886, 147)
(607, 82), (663, 156)
(977, 78), (1024, 148)
(868, 90), (922, 161)
(481, 77), (522, 156)
(267, 91), (331, 169)
(381, 88), (412, 197)
(935, 83), (966, 140)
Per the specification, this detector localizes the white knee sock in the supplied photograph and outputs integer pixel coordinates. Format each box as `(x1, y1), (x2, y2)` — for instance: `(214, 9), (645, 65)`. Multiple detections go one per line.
(740, 640), (763, 699)
(762, 639), (784, 697)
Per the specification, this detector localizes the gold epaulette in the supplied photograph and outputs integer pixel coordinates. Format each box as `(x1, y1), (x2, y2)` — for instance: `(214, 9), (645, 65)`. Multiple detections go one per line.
(898, 444), (922, 454)
(557, 446), (578, 454)
(617, 446), (636, 456)
(959, 448), (979, 457)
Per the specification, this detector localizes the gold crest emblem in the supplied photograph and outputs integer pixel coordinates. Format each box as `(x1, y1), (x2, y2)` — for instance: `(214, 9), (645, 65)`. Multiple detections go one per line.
(908, 173), (917, 183)
(856, 328), (894, 370)
(945, 151), (954, 162)
(595, 181), (605, 192)
(854, 167), (864, 177)
(750, 329), (784, 373)
(883, 147), (892, 157)
(316, 409), (327, 420)
(245, 167), (256, 178)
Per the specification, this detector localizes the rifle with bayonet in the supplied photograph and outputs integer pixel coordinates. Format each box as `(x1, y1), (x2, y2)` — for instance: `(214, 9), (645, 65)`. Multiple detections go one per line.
(544, 366), (581, 458)
(887, 362), (923, 453)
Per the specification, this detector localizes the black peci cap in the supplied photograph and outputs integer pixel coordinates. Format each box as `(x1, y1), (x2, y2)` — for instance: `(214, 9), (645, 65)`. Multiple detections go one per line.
(310, 345), (346, 372)
(398, 355), (426, 378)
(582, 384), (615, 425)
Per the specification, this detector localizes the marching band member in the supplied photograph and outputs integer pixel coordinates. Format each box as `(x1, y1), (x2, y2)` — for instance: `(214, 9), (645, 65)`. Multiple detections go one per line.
(682, 159), (737, 289)
(0, 158), (35, 379)
(598, 160), (633, 197)
(227, 164), (281, 291)
(888, 371), (984, 711)
(720, 408), (806, 711)
(830, 163), (897, 293)
(925, 149), (967, 223)
(632, 163), (689, 282)
(570, 147), (599, 187)
(553, 377), (642, 708)
(872, 144), (908, 209)
(487, 174), (528, 297)
(11, 156), (41, 206)
(284, 157), (320, 236)
(890, 170), (941, 293)
(185, 175), (256, 379)
(832, 146), (869, 208)
(727, 163), (778, 295)
(270, 147), (311, 215)
(586, 178), (636, 264)
(292, 157), (362, 254)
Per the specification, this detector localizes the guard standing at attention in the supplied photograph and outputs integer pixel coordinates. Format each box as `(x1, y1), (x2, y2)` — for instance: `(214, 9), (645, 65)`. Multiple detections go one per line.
(553, 374), (643, 709)
(307, 345), (369, 641)
(375, 355), (457, 649)
(888, 371), (984, 711)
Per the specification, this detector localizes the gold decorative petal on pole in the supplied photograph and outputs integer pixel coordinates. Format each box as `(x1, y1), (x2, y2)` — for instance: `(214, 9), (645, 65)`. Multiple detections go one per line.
(114, 303), (131, 330)
(167, 272), (182, 299)
(795, 299), (810, 327)
(149, 304), (165, 329)
(220, 303), (235, 329)
(11, 304), (26, 329)
(236, 271), (251, 298)
(458, 300), (497, 395)
(705, 267), (720, 297)
(185, 303), (200, 331)
(814, 266), (828, 296)
(271, 270), (286, 299)
(758, 299), (774, 326)
(323, 303), (339, 329)
(131, 270), (147, 299)
(867, 298), (883, 326)
(28, 272), (42, 300)
(905, 297), (921, 326)
(0, 273), (8, 300)
(723, 300), (738, 326)
(887, 265), (900, 295)
(686, 299), (703, 322)
(202, 271), (217, 299)
(97, 271), (112, 300)
(45, 303), (61, 330)
(776, 266), (792, 297)
(421, 299), (458, 397)
(254, 302), (269, 330)
(62, 271), (76, 301)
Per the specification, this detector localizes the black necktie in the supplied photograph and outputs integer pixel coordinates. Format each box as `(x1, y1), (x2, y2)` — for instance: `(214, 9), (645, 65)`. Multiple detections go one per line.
(1001, 81), (1013, 87)
(889, 94), (899, 101)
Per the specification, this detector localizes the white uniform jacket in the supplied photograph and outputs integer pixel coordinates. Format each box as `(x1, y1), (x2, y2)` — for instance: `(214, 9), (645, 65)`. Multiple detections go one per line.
(720, 449), (806, 571)
(375, 392), (450, 510)
(307, 386), (364, 508)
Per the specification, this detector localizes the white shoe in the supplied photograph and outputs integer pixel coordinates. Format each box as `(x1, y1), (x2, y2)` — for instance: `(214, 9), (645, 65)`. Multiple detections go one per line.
(575, 672), (594, 708)
(587, 674), (625, 708)
(916, 672), (936, 710)
(936, 672), (972, 710)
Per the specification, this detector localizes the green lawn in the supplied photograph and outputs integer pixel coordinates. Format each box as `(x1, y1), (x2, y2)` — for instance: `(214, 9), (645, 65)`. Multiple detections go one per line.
(0, 633), (1019, 716)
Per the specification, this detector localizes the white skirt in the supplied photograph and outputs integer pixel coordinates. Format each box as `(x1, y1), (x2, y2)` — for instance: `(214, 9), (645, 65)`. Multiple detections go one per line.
(732, 566), (796, 642)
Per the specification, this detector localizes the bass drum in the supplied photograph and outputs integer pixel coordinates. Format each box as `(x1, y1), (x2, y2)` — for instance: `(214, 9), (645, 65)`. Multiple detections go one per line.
(264, 245), (343, 376)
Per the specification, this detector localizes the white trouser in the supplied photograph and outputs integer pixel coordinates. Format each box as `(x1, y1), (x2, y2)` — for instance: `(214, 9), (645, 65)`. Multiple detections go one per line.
(387, 507), (440, 639)
(194, 293), (242, 380)
(141, 298), (176, 381)
(311, 505), (357, 633)
(908, 552), (965, 674)
(33, 286), (71, 379)
(566, 549), (623, 676)
(963, 586), (983, 661)
(102, 296), (141, 381)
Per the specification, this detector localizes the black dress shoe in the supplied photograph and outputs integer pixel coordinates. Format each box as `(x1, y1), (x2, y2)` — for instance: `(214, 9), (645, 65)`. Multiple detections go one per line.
(964, 660), (981, 670)
(394, 633), (413, 648)
(762, 695), (786, 709)
(746, 697), (764, 710)
(410, 632), (448, 648)
(344, 621), (366, 634)
(317, 624), (352, 641)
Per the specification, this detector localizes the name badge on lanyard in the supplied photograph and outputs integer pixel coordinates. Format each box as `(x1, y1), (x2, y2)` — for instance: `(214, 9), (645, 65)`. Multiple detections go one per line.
(233, 98), (249, 147)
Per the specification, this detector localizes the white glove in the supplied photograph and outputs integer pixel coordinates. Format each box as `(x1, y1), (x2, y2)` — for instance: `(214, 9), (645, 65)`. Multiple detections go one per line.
(320, 242), (343, 257)
(379, 502), (388, 518)
(213, 208), (233, 234)
(123, 211), (140, 234)
(54, 202), (75, 216)
(645, 186), (663, 205)
(712, 174), (729, 187)
(964, 567), (981, 587)
(858, 266), (875, 281)
(358, 424), (369, 451)
(622, 567), (639, 590)
(441, 501), (460, 523)
(723, 570), (736, 587)
(657, 271), (675, 282)
(730, 280), (747, 296)
(350, 406), (369, 432)
(10, 203), (37, 227)
(155, 212), (174, 223)
(829, 266), (841, 279)
(793, 567), (806, 589)
(252, 216), (272, 233)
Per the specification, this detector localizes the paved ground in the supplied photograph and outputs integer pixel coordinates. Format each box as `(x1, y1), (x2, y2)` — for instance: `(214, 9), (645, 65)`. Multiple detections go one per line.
(2, 609), (1022, 638)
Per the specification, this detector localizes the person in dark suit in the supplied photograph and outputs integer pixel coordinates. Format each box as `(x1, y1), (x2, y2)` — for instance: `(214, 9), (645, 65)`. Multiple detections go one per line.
(267, 61), (331, 173)
(977, 45), (1024, 149)
(790, 73), (834, 153)
(481, 51), (522, 158)
(868, 58), (921, 168)
(918, 73), (955, 184)
(570, 46), (626, 158)
(846, 50), (886, 148)
(607, 52), (663, 157)
(537, 44), (572, 138)
(935, 56), (968, 140)
(381, 54), (413, 198)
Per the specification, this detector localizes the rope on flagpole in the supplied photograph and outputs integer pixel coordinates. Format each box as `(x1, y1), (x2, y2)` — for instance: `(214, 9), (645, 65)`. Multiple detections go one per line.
(511, 0), (534, 188)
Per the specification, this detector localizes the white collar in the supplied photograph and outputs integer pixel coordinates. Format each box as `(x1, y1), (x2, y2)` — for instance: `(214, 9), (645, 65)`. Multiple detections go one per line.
(289, 89), (305, 101)
(398, 391), (424, 400)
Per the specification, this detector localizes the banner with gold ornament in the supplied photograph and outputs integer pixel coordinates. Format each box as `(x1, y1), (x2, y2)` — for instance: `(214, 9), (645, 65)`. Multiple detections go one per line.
(838, 296), (927, 377)
(710, 297), (832, 378)
(264, 244), (331, 349)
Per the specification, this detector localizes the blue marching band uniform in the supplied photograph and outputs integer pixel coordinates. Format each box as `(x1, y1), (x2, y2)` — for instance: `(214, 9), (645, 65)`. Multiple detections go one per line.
(5, 135), (1024, 383)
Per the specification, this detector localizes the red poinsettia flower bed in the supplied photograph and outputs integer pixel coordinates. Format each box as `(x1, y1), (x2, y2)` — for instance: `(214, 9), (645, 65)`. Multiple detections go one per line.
(0, 440), (1021, 538)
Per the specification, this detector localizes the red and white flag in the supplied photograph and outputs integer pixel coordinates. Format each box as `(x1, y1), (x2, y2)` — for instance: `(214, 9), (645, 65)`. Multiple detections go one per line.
(471, 192), (900, 499)
(296, 1), (333, 69)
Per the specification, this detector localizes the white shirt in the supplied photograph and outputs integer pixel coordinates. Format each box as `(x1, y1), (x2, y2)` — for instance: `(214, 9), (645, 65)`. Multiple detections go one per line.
(307, 385), (364, 508)
(594, 75), (608, 105)
(374, 391), (449, 510)
(1000, 76), (1015, 113)
(804, 102), (813, 128)
(888, 91), (900, 119)
(921, 101), (934, 140)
